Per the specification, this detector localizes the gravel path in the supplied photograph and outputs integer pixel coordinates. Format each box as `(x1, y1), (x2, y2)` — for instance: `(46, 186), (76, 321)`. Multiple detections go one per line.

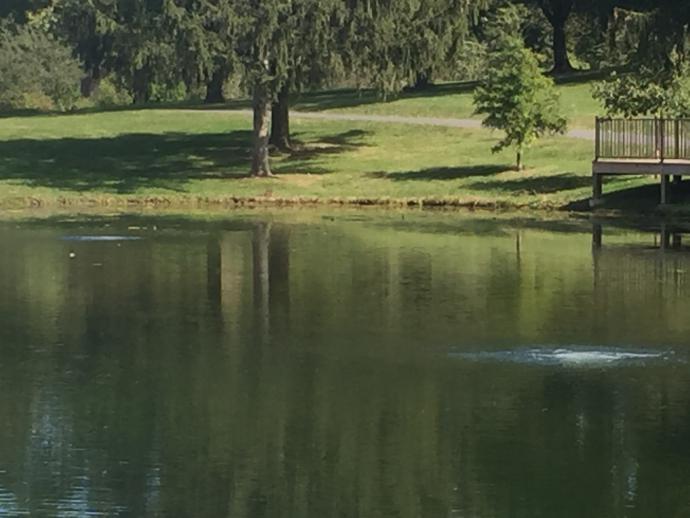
(198, 109), (596, 141)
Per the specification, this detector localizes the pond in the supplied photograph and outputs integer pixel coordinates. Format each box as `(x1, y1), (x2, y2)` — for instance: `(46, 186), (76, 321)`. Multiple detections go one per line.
(1, 211), (690, 517)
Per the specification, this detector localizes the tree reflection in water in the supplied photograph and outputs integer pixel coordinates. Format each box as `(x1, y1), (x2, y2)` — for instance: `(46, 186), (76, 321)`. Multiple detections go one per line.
(0, 215), (689, 517)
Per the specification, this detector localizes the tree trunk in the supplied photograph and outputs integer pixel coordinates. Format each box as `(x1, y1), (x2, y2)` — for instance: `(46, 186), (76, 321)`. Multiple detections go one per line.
(251, 82), (273, 177)
(539, 0), (575, 73)
(205, 68), (227, 104)
(80, 68), (102, 98)
(132, 68), (150, 104)
(269, 85), (291, 151)
(413, 70), (432, 90)
(552, 18), (574, 73)
(252, 222), (271, 345)
(516, 148), (524, 171)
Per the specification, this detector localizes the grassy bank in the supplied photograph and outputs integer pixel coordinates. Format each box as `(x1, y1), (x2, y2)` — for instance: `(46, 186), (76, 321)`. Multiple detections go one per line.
(0, 106), (659, 212)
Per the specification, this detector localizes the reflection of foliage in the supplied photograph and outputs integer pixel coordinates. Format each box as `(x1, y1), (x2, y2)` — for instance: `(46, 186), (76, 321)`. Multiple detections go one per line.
(3, 219), (690, 516)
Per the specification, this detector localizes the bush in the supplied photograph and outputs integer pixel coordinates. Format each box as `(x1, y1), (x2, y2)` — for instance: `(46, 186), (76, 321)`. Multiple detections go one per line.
(149, 81), (188, 103)
(92, 77), (133, 107)
(0, 23), (82, 111)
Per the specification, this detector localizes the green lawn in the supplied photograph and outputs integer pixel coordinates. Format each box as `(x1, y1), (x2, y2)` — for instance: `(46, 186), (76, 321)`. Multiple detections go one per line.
(272, 80), (603, 130)
(0, 107), (653, 211)
(197, 78), (604, 130)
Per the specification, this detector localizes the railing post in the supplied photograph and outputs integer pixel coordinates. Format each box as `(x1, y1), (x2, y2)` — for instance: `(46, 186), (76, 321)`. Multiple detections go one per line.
(595, 117), (600, 160)
(675, 119), (681, 159)
(660, 117), (666, 162)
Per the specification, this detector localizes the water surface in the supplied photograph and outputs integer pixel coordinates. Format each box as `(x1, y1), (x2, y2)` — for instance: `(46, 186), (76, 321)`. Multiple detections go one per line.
(1, 212), (690, 517)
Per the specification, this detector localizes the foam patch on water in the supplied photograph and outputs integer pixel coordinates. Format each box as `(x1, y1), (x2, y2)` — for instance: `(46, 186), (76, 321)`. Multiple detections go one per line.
(449, 347), (676, 368)
(61, 236), (142, 242)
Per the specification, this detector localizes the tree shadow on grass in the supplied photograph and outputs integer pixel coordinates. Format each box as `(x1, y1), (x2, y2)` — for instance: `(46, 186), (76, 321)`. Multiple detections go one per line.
(564, 180), (690, 211)
(0, 129), (367, 193)
(468, 173), (592, 194)
(374, 164), (508, 181)
(291, 82), (479, 112)
(284, 129), (372, 165)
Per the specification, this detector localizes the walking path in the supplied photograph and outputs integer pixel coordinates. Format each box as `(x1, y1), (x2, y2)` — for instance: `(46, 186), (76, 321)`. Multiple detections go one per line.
(198, 109), (595, 141)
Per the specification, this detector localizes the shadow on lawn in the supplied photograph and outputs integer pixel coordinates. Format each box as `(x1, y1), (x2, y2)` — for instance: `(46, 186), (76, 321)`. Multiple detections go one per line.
(0, 70), (612, 121)
(180, 72), (603, 114)
(288, 129), (372, 163)
(0, 129), (366, 193)
(564, 179), (690, 211)
(291, 82), (478, 112)
(469, 173), (592, 194)
(375, 164), (508, 181)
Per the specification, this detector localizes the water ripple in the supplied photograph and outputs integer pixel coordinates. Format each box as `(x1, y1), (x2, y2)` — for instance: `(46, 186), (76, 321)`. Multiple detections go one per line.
(60, 236), (142, 242)
(449, 347), (679, 368)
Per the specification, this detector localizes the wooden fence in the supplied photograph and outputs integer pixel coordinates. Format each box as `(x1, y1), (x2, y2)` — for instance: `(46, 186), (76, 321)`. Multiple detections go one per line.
(595, 118), (690, 161)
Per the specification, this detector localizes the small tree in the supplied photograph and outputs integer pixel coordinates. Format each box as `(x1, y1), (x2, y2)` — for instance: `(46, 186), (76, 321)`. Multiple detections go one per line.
(474, 24), (566, 170)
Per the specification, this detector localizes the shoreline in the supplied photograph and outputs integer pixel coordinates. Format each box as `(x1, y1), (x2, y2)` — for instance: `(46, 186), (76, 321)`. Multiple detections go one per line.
(0, 193), (580, 212)
(0, 193), (685, 220)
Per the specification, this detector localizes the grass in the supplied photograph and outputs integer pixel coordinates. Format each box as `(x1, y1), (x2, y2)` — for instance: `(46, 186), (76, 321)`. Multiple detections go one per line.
(0, 106), (659, 212)
(300, 82), (602, 130)
(192, 77), (604, 131)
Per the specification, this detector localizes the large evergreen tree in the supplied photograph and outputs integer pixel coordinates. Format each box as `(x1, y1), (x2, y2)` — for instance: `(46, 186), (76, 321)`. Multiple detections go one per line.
(165, 0), (241, 104)
(345, 0), (488, 98)
(232, 0), (347, 174)
(269, 0), (345, 151)
(53, 0), (117, 96)
(54, 0), (176, 103)
(235, 0), (288, 177)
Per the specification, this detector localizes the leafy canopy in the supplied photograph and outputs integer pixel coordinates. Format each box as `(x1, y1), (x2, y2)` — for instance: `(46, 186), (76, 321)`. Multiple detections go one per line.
(593, 66), (690, 118)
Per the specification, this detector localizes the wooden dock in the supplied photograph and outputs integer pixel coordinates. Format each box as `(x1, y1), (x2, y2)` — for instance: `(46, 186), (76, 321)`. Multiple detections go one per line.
(592, 118), (690, 205)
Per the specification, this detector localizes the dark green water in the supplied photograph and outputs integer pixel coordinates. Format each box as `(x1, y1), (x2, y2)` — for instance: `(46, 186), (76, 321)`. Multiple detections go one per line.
(1, 212), (690, 517)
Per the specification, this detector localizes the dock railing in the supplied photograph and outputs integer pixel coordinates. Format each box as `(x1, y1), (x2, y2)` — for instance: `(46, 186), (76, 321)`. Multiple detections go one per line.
(595, 117), (690, 161)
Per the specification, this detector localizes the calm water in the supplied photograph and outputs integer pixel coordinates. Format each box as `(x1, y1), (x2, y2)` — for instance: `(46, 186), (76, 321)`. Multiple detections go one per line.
(1, 212), (690, 517)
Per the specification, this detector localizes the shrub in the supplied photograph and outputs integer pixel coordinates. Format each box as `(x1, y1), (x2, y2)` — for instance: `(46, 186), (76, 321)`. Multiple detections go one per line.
(0, 22), (82, 111)
(92, 77), (133, 107)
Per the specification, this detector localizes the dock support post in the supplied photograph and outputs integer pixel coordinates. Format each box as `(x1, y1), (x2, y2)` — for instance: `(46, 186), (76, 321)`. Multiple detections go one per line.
(592, 223), (602, 249)
(673, 175), (682, 185)
(661, 174), (669, 205)
(661, 224), (671, 250)
(591, 172), (603, 207)
(672, 233), (682, 249)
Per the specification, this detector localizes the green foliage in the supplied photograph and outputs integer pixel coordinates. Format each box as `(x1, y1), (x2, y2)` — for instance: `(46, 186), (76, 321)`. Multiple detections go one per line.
(54, 0), (183, 104)
(0, 22), (82, 111)
(474, 13), (566, 170)
(346, 0), (488, 97)
(0, 0), (49, 22)
(454, 39), (488, 81)
(164, 0), (243, 96)
(91, 77), (133, 108)
(593, 62), (690, 118)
